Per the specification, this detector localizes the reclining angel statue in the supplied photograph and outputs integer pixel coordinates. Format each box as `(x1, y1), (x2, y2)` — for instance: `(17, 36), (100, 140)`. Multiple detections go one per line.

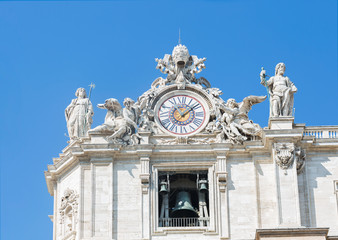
(216, 96), (266, 144)
(89, 98), (141, 145)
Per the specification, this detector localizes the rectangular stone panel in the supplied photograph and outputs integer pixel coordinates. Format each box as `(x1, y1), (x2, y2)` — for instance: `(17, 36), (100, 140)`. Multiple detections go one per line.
(82, 168), (92, 238)
(93, 163), (113, 238)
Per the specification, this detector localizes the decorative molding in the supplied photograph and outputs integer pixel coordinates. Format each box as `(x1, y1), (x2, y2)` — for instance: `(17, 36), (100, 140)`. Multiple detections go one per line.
(157, 136), (188, 145)
(214, 154), (229, 238)
(256, 227), (329, 240)
(295, 147), (306, 174)
(334, 180), (338, 216)
(216, 156), (228, 192)
(138, 151), (152, 193)
(59, 189), (79, 239)
(274, 143), (295, 170)
(334, 180), (338, 193)
(218, 172), (228, 192)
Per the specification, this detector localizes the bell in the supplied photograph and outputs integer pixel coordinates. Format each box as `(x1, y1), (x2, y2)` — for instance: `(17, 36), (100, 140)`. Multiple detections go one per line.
(159, 181), (168, 194)
(198, 179), (208, 192)
(171, 191), (198, 218)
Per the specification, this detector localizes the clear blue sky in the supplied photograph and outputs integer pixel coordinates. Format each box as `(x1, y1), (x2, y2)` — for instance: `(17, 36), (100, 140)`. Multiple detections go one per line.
(0, 0), (337, 239)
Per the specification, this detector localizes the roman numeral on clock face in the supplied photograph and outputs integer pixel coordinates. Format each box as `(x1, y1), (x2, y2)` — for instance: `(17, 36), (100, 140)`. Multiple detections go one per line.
(180, 126), (187, 133)
(169, 124), (177, 132)
(168, 98), (177, 105)
(160, 111), (169, 117)
(191, 103), (202, 110)
(189, 125), (195, 131)
(196, 111), (204, 117)
(177, 96), (186, 104)
(161, 118), (170, 127)
(187, 98), (193, 106)
(193, 118), (203, 127)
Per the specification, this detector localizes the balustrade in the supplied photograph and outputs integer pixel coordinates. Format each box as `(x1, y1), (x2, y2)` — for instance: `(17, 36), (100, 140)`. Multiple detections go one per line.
(303, 127), (338, 139)
(159, 217), (209, 227)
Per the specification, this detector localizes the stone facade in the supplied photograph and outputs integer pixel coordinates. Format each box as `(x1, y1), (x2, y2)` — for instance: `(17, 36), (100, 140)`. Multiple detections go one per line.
(45, 45), (338, 240)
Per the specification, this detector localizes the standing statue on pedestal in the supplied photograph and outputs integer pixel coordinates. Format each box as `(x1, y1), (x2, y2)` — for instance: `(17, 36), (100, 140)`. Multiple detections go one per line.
(260, 63), (297, 117)
(65, 88), (94, 140)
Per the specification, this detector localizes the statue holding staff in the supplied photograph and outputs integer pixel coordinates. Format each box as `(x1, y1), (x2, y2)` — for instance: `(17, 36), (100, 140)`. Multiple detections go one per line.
(65, 88), (94, 140)
(260, 63), (297, 117)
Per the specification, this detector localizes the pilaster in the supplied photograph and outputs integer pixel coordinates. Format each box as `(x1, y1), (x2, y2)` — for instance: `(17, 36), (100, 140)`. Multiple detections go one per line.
(137, 148), (153, 240)
(53, 181), (57, 240)
(90, 157), (114, 239)
(273, 142), (302, 227)
(79, 159), (91, 239)
(215, 149), (229, 239)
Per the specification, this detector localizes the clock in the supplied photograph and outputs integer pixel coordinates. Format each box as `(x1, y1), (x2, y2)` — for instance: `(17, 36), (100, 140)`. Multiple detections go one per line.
(154, 90), (210, 136)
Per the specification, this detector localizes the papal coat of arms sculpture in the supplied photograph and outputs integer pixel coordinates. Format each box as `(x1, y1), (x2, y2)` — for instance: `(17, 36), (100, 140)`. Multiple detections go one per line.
(65, 44), (297, 146)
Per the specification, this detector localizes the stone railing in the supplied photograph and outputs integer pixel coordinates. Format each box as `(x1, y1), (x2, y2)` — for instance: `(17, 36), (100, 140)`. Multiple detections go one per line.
(159, 217), (209, 227)
(303, 126), (338, 139)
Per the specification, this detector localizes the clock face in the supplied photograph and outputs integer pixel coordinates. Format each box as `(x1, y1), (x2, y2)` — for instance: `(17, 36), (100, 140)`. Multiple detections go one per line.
(156, 94), (208, 136)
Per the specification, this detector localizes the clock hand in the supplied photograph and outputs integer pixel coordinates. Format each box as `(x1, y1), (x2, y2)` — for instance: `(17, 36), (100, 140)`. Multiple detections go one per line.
(183, 104), (198, 115)
(181, 106), (191, 116)
(182, 103), (199, 116)
(173, 104), (184, 117)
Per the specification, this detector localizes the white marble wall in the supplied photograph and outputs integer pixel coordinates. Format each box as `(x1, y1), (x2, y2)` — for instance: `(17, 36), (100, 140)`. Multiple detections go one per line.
(113, 160), (141, 240)
(92, 162), (113, 238)
(227, 157), (257, 240)
(81, 164), (92, 238)
(256, 160), (278, 228)
(50, 144), (338, 240)
(305, 153), (338, 236)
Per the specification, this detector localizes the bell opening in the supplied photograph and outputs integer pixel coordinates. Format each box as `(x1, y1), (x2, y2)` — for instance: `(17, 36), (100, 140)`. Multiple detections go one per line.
(158, 171), (209, 227)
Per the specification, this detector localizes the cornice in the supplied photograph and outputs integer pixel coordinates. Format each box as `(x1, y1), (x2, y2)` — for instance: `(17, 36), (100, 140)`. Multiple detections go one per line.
(45, 124), (338, 195)
(256, 227), (329, 239)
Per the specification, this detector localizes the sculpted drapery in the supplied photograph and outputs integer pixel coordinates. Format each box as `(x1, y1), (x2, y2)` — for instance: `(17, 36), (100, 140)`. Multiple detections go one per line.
(65, 88), (94, 140)
(260, 63), (297, 117)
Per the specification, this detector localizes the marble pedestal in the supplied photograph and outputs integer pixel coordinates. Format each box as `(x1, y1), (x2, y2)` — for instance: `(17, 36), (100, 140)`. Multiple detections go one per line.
(269, 117), (294, 130)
